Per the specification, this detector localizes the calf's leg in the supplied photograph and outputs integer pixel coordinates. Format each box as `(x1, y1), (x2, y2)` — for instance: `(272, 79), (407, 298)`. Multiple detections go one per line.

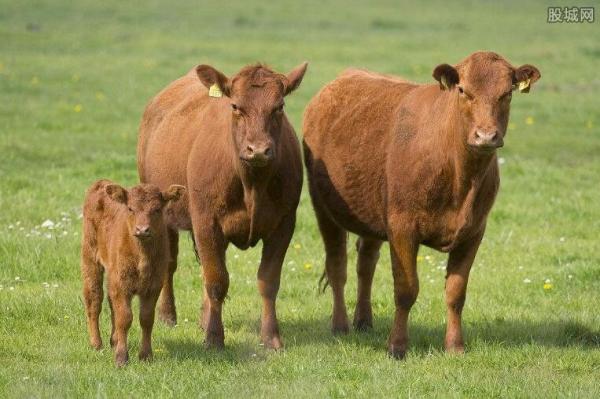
(139, 292), (160, 361)
(81, 256), (104, 350)
(158, 228), (179, 326)
(388, 230), (419, 359)
(109, 291), (133, 367)
(353, 237), (382, 331)
(444, 230), (484, 353)
(257, 214), (296, 349)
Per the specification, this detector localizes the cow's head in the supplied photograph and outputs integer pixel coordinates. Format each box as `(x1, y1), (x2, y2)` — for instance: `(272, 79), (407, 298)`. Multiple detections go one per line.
(196, 62), (308, 168)
(105, 183), (185, 240)
(433, 51), (541, 152)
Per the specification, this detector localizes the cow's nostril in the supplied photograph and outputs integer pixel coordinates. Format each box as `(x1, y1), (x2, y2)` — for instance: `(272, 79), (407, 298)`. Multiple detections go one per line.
(246, 145), (255, 154)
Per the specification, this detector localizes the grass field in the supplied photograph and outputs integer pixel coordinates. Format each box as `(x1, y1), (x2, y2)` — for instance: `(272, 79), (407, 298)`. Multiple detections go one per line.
(1, 0), (599, 397)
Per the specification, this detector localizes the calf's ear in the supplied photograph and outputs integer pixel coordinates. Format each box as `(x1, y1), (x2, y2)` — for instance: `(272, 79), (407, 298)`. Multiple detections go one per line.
(196, 65), (231, 97)
(513, 64), (541, 93)
(105, 184), (127, 204)
(283, 62), (308, 96)
(162, 185), (186, 203)
(432, 64), (459, 90)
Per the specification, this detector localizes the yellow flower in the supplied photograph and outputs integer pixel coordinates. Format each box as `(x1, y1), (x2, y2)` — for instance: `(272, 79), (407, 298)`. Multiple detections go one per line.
(416, 256), (424, 262)
(95, 92), (105, 101)
(543, 282), (553, 291)
(74, 104), (82, 113)
(304, 263), (313, 270)
(30, 76), (39, 86)
(293, 243), (301, 249)
(586, 120), (593, 129)
(525, 116), (534, 125)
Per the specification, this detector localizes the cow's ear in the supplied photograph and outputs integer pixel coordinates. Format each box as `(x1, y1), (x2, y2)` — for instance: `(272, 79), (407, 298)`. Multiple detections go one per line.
(196, 65), (231, 97)
(105, 184), (128, 204)
(513, 64), (541, 93)
(162, 185), (186, 203)
(283, 62), (308, 96)
(432, 64), (459, 90)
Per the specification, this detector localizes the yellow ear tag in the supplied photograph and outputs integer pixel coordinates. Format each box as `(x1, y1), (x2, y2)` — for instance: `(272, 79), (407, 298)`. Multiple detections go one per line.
(440, 75), (448, 89)
(518, 78), (531, 93)
(208, 84), (222, 98)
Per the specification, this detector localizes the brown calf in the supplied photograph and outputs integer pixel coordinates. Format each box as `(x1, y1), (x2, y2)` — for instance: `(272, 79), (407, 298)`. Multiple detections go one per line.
(137, 62), (307, 348)
(303, 51), (541, 358)
(81, 180), (185, 366)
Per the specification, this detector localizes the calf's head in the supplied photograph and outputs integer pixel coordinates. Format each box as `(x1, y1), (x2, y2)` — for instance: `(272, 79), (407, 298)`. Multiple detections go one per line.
(105, 183), (185, 240)
(433, 51), (541, 152)
(196, 62), (308, 168)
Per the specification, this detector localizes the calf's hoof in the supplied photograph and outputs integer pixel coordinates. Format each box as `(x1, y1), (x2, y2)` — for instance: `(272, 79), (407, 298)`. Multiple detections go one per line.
(261, 335), (284, 350)
(445, 342), (465, 354)
(331, 314), (350, 335)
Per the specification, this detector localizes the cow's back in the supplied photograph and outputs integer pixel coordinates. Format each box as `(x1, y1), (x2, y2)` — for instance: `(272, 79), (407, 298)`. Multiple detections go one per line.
(303, 69), (417, 238)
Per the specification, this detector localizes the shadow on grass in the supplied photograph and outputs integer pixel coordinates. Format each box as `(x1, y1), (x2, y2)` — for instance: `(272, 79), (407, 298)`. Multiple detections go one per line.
(279, 315), (600, 354)
(157, 314), (599, 362)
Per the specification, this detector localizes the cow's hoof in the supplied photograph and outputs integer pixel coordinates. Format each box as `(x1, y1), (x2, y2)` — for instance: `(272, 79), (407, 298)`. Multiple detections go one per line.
(353, 317), (373, 332)
(90, 339), (102, 350)
(115, 351), (129, 368)
(204, 332), (225, 349)
(158, 311), (177, 327)
(139, 350), (153, 362)
(262, 335), (284, 350)
(445, 343), (465, 354)
(387, 344), (407, 360)
(332, 324), (350, 335)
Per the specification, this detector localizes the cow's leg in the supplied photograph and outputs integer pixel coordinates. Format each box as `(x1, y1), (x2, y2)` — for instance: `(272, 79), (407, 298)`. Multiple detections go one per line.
(445, 229), (484, 353)
(388, 230), (419, 359)
(81, 255), (104, 350)
(353, 237), (383, 331)
(109, 290), (133, 367)
(139, 291), (160, 361)
(158, 228), (179, 326)
(257, 214), (296, 349)
(193, 222), (228, 349)
(313, 204), (349, 334)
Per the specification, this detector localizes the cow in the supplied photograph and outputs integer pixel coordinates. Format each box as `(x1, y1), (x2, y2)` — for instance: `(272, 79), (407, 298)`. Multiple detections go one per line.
(81, 180), (185, 366)
(137, 62), (308, 349)
(302, 51), (540, 358)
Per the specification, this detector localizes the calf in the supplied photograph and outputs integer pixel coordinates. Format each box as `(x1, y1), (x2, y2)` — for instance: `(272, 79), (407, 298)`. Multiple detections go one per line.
(303, 51), (541, 358)
(81, 180), (185, 366)
(137, 62), (307, 348)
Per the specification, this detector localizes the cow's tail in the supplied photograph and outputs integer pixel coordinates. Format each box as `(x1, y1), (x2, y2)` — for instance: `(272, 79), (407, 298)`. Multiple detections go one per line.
(318, 270), (329, 294)
(189, 232), (201, 264)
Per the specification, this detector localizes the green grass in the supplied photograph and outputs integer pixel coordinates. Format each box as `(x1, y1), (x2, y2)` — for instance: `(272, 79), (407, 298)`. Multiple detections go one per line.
(1, 0), (599, 397)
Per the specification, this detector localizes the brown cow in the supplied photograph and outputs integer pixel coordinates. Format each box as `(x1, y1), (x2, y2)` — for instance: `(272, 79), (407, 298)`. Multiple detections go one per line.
(303, 51), (540, 358)
(81, 180), (185, 366)
(137, 62), (307, 349)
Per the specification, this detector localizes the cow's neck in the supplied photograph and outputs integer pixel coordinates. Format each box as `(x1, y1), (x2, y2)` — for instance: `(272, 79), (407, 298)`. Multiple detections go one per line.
(236, 157), (277, 247)
(442, 92), (497, 205)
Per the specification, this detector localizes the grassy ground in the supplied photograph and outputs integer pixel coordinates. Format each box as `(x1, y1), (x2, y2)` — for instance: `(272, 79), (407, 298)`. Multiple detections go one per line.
(1, 0), (599, 397)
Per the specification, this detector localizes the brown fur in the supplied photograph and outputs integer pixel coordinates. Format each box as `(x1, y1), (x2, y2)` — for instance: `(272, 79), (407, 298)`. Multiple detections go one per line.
(81, 180), (184, 367)
(137, 62), (308, 348)
(303, 51), (540, 358)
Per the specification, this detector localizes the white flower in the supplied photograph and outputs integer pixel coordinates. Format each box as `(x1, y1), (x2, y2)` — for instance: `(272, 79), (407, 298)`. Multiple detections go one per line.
(568, 274), (573, 279)
(8, 224), (14, 229)
(498, 157), (506, 165)
(559, 237), (565, 242)
(523, 278), (532, 284)
(41, 220), (54, 229)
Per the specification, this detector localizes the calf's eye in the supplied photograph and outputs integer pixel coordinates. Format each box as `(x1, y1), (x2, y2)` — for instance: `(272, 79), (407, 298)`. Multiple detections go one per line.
(458, 86), (464, 94)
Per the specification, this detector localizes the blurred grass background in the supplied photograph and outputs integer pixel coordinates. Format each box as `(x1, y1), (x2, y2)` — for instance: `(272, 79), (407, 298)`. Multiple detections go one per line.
(1, 0), (599, 397)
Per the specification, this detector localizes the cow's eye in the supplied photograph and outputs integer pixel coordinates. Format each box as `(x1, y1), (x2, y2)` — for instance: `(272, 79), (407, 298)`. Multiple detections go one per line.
(231, 103), (238, 111)
(458, 86), (464, 94)
(127, 207), (133, 213)
(274, 104), (284, 114)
